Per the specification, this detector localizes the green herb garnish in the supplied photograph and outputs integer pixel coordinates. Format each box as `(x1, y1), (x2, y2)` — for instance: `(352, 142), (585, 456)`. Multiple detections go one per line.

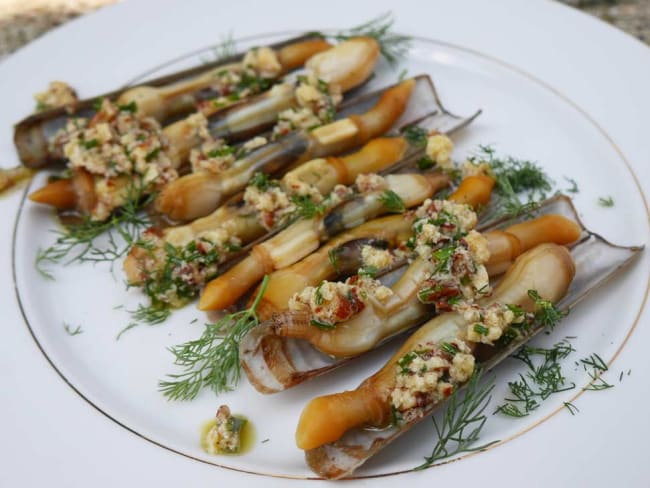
(415, 370), (499, 469)
(580, 353), (614, 391)
(314, 282), (325, 305)
(563, 401), (579, 415)
(201, 32), (237, 64)
(440, 342), (459, 356)
(290, 194), (327, 219)
(379, 189), (406, 213)
(527, 289), (567, 330)
(328, 247), (341, 270)
(63, 323), (83, 336)
(563, 177), (579, 193)
(416, 155), (435, 170)
(495, 339), (576, 417)
(333, 12), (411, 66)
(92, 97), (105, 111)
(118, 101), (138, 113)
(83, 138), (99, 150)
(358, 265), (379, 277)
(310, 318), (337, 330)
(474, 324), (489, 336)
(35, 180), (154, 279)
(402, 125), (428, 147)
(473, 145), (553, 220)
(158, 276), (269, 401)
(598, 196), (614, 207)
(145, 147), (160, 162)
(397, 351), (417, 374)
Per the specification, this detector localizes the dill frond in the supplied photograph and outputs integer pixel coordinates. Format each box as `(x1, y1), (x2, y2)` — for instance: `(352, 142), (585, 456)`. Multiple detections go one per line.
(158, 276), (269, 401)
(334, 12), (411, 66)
(379, 189), (406, 213)
(415, 370), (499, 469)
(34, 180), (154, 278)
(471, 145), (554, 221)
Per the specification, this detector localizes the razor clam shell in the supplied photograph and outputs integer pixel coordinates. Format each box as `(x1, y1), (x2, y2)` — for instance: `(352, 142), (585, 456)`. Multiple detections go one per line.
(13, 34), (320, 168)
(303, 204), (643, 479)
(239, 195), (639, 396)
(206, 74), (378, 144)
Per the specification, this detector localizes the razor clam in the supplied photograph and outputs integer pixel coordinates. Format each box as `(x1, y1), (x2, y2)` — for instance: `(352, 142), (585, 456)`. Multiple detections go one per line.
(238, 197), (585, 393)
(248, 173), (496, 321)
(133, 78), (483, 270)
(27, 38), (380, 220)
(125, 92), (481, 305)
(298, 222), (643, 479)
(123, 136), (412, 286)
(298, 243), (576, 477)
(160, 37), (381, 166)
(14, 34), (331, 168)
(154, 76), (418, 222)
(198, 172), (450, 310)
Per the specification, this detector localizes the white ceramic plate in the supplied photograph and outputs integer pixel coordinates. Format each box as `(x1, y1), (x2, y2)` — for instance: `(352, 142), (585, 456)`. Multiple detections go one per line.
(2, 1), (649, 487)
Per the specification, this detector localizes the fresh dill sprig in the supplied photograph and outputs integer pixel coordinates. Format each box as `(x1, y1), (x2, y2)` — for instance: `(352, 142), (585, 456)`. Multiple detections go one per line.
(564, 401), (579, 415)
(201, 32), (237, 64)
(580, 353), (614, 391)
(472, 145), (554, 220)
(584, 371), (614, 391)
(158, 276), (269, 401)
(580, 353), (608, 372)
(63, 323), (83, 336)
(115, 303), (173, 340)
(496, 340), (576, 417)
(528, 289), (568, 330)
(379, 189), (406, 213)
(415, 370), (499, 469)
(35, 180), (154, 279)
(564, 176), (579, 194)
(333, 12), (411, 66)
(598, 196), (614, 207)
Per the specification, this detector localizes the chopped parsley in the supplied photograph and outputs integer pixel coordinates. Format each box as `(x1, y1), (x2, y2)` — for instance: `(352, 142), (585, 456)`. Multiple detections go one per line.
(310, 318), (337, 330)
(82, 138), (99, 150)
(402, 125), (428, 147)
(118, 101), (138, 113)
(290, 194), (327, 219)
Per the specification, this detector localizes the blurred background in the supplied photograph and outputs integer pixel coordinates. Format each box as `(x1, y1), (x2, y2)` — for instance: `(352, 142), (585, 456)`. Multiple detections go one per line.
(0, 0), (648, 60)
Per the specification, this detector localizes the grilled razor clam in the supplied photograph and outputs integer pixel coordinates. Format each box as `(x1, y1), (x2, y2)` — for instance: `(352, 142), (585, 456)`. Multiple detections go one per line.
(126, 173), (446, 309)
(123, 137), (410, 283)
(199, 171), (449, 311)
(298, 244), (575, 478)
(155, 78), (416, 222)
(250, 174), (495, 319)
(251, 214), (580, 359)
(27, 39), (379, 220)
(14, 35), (330, 168)
(118, 38), (334, 122)
(161, 37), (380, 165)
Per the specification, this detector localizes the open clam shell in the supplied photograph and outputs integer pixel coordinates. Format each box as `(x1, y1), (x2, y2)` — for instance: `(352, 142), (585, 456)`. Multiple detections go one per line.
(301, 198), (643, 479)
(239, 196), (642, 396)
